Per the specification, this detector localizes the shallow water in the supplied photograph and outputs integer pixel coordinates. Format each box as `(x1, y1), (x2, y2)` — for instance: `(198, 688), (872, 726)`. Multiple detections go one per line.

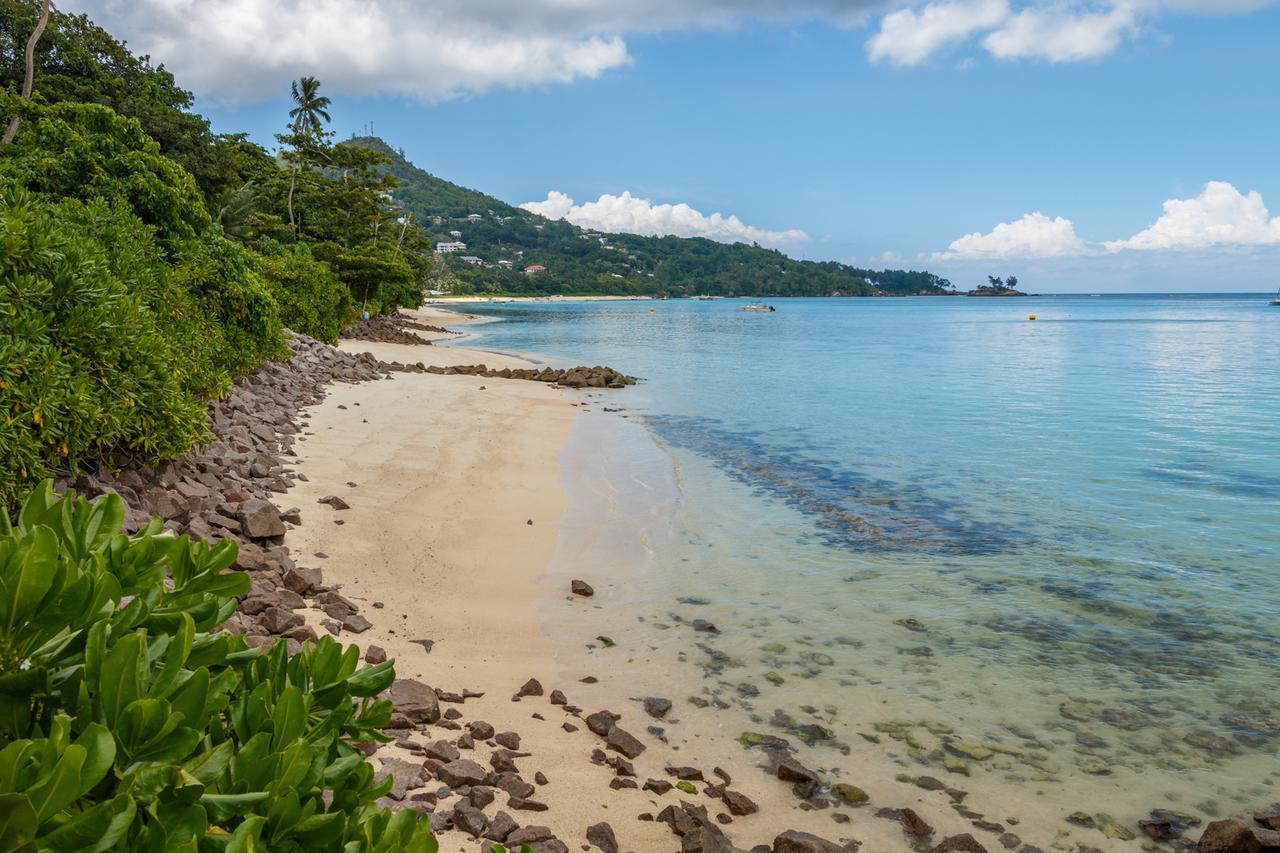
(459, 294), (1280, 846)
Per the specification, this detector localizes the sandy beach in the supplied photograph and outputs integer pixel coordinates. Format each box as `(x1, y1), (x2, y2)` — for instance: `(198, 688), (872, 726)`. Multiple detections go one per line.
(283, 306), (976, 851)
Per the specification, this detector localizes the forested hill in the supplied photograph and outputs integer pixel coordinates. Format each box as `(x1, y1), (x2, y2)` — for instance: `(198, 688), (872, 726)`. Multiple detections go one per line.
(351, 136), (954, 298)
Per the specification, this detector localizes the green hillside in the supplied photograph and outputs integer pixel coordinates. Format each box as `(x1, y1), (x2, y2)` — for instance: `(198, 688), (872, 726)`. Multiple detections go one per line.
(351, 136), (954, 298)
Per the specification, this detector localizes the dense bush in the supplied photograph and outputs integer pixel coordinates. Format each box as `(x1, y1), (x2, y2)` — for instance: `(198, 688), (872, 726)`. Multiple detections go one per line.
(0, 100), (286, 399)
(0, 483), (440, 850)
(166, 230), (286, 394)
(252, 241), (354, 344)
(0, 188), (208, 512)
(0, 100), (211, 251)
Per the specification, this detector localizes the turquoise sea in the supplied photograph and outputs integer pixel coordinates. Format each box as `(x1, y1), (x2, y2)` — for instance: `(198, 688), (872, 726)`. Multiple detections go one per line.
(458, 294), (1280, 844)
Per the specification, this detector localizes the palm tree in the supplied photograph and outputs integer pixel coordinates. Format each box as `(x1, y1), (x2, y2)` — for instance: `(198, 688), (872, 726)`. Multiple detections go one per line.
(215, 181), (258, 241)
(289, 76), (331, 137)
(286, 76), (331, 231)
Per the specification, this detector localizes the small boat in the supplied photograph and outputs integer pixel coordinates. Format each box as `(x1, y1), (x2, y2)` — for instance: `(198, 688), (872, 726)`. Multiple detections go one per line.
(739, 304), (776, 312)
(1270, 287), (1280, 305)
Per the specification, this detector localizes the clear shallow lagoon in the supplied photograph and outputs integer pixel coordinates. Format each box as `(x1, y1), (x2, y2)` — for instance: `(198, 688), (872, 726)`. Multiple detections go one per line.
(459, 294), (1280, 844)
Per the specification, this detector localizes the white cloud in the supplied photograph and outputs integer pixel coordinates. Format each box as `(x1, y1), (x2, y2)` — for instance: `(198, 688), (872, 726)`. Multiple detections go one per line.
(866, 0), (1277, 66)
(867, 0), (1009, 66)
(983, 3), (1137, 62)
(520, 190), (808, 247)
(1107, 181), (1280, 251)
(68, 0), (887, 102)
(937, 211), (1089, 259)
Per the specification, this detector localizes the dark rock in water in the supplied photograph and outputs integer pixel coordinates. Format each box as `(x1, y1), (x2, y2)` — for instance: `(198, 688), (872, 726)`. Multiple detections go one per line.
(1140, 809), (1202, 840)
(690, 619), (719, 633)
(875, 807), (933, 837)
(1258, 813), (1280, 832)
(772, 829), (861, 852)
(894, 618), (927, 633)
(775, 757), (821, 785)
(586, 821), (619, 853)
(740, 731), (792, 752)
(833, 784), (869, 805)
(1184, 730), (1240, 755)
(915, 776), (946, 791)
(643, 697), (673, 718)
(678, 596), (712, 606)
(931, 834), (989, 852)
(1196, 818), (1267, 853)
(571, 579), (594, 597)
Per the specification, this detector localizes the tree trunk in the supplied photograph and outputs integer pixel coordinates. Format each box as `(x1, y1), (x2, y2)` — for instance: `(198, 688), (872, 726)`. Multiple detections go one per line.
(3, 0), (52, 145)
(286, 164), (298, 232)
(392, 213), (412, 260)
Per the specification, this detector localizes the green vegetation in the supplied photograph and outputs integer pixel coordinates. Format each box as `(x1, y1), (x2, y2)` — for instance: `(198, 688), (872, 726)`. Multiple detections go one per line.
(0, 0), (432, 508)
(0, 482), (439, 850)
(351, 137), (954, 298)
(971, 274), (1024, 295)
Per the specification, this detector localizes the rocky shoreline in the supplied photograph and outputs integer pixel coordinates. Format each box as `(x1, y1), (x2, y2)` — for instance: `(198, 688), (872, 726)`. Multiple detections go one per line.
(52, 324), (1278, 853)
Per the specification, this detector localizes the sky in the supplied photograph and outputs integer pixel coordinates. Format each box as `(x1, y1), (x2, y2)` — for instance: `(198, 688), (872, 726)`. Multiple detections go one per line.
(72, 0), (1280, 292)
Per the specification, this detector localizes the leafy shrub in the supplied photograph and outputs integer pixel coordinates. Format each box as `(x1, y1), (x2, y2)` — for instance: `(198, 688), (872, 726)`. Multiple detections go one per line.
(0, 100), (211, 251)
(0, 482), (440, 850)
(166, 229), (286, 394)
(252, 241), (354, 344)
(0, 188), (207, 512)
(1, 99), (286, 401)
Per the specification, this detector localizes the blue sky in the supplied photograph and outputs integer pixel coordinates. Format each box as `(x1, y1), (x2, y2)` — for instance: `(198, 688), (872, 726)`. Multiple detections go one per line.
(76, 1), (1280, 291)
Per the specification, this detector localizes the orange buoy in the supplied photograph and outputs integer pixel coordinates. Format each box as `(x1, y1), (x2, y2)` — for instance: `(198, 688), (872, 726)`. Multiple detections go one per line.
(649, 306), (655, 312)
(1029, 314), (1036, 321)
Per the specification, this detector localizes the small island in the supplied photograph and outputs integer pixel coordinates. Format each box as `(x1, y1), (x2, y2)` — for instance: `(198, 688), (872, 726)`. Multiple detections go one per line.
(968, 275), (1027, 296)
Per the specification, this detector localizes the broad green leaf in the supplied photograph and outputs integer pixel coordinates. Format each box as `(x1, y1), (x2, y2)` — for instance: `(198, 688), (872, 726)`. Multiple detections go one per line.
(200, 792), (270, 822)
(183, 741), (233, 786)
(271, 686), (306, 750)
(2, 526), (59, 631)
(25, 742), (85, 822)
(73, 723), (115, 797)
(34, 793), (136, 852)
(99, 631), (145, 727)
(0, 792), (38, 849)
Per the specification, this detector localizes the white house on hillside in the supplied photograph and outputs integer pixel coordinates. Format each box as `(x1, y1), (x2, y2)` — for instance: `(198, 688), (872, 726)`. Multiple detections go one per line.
(434, 241), (467, 253)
